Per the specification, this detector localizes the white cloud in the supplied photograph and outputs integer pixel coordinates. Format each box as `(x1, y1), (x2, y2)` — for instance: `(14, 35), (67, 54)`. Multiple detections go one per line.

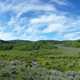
(29, 14), (71, 33)
(63, 32), (80, 40)
(0, 32), (17, 40)
(0, 0), (56, 16)
(26, 14), (80, 40)
(0, 0), (80, 40)
(50, 0), (69, 5)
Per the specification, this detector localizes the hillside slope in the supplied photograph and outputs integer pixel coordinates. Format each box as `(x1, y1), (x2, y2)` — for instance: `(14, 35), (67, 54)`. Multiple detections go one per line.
(0, 40), (80, 50)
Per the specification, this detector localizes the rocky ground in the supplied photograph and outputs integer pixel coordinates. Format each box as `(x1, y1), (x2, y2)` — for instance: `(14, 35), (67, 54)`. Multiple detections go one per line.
(0, 60), (80, 80)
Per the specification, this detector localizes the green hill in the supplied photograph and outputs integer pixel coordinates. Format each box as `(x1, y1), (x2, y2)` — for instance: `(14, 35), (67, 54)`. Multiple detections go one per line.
(0, 40), (80, 51)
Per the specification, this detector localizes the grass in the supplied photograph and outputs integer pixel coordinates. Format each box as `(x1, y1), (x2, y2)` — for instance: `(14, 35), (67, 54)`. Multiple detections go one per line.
(0, 47), (80, 71)
(0, 40), (80, 79)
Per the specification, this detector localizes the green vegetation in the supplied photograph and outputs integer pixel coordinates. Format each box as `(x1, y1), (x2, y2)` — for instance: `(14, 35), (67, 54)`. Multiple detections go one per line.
(0, 40), (80, 80)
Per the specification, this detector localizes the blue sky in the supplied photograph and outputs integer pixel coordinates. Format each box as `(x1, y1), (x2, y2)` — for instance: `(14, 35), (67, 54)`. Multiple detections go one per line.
(0, 0), (80, 40)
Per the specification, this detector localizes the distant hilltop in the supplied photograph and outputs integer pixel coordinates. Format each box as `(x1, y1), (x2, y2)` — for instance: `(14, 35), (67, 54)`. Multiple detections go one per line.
(0, 40), (80, 51)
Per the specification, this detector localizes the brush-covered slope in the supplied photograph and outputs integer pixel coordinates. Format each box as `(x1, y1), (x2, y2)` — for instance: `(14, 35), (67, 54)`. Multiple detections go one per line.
(0, 40), (59, 50)
(0, 40), (80, 80)
(0, 40), (80, 50)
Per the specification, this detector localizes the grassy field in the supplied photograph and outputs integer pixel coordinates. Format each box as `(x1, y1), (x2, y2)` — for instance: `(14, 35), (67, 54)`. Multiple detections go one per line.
(0, 40), (80, 80)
